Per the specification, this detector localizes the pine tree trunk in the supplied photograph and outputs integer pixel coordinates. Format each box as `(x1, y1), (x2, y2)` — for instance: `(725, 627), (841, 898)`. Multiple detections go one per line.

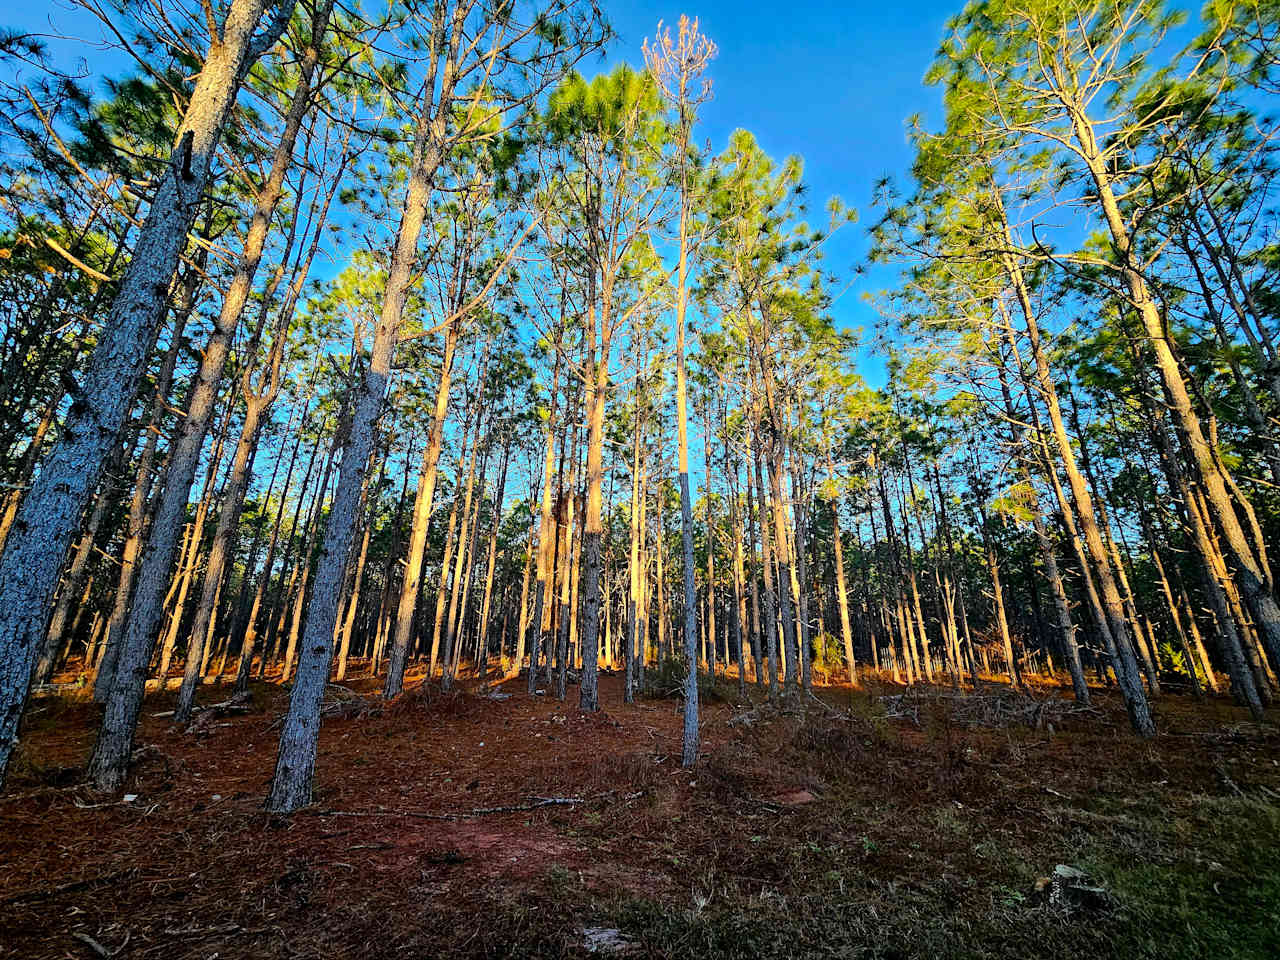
(0, 0), (292, 786)
(579, 318), (611, 711)
(1139, 382), (1262, 716)
(512, 529), (534, 680)
(827, 458), (856, 687)
(994, 219), (1153, 736)
(442, 414), (486, 691)
(429, 495), (462, 679)
(1074, 115), (1280, 690)
(752, 437), (780, 700)
(767, 438), (800, 694)
(37, 434), (136, 686)
(280, 429), (340, 684)
(674, 214), (700, 764)
(384, 320), (460, 697)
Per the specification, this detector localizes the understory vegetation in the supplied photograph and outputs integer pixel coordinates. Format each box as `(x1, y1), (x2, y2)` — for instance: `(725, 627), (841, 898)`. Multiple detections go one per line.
(3, 676), (1279, 959)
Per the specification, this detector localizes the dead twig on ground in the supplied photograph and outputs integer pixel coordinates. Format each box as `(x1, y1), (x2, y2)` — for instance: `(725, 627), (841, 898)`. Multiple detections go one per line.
(309, 791), (642, 823)
(875, 689), (1100, 730)
(72, 930), (128, 957)
(1, 870), (132, 906)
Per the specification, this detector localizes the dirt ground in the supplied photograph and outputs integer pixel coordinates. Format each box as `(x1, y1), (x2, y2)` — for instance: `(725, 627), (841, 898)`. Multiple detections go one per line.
(3, 669), (1279, 959)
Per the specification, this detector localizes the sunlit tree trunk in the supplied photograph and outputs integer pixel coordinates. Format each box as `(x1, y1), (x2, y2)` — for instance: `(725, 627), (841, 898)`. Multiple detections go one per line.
(825, 452), (856, 687)
(384, 319), (461, 697)
(578, 298), (612, 710)
(428, 492), (463, 679)
(475, 445), (510, 684)
(1071, 110), (1280, 684)
(624, 397), (644, 703)
(336, 450), (382, 683)
(443, 413), (485, 691)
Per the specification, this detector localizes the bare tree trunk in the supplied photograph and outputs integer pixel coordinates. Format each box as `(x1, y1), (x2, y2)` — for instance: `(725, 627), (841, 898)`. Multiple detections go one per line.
(384, 320), (460, 697)
(751, 436), (780, 701)
(579, 318), (611, 711)
(675, 238), (700, 764)
(1075, 119), (1280, 689)
(0, 0), (294, 786)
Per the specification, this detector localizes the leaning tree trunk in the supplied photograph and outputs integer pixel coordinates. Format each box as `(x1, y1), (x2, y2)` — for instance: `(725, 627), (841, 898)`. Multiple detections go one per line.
(265, 61), (459, 809)
(994, 343), (1089, 703)
(383, 319), (460, 698)
(173, 396), (268, 721)
(992, 202), (1153, 737)
(87, 15), (323, 789)
(1073, 113), (1280, 692)
(90, 262), (201, 699)
(0, 0), (293, 789)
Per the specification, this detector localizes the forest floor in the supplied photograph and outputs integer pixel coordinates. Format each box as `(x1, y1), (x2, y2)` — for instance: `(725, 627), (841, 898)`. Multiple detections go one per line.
(2, 667), (1279, 959)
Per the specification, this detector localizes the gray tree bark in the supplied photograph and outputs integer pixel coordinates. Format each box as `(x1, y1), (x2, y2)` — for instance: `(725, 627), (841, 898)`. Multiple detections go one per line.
(0, 0), (294, 789)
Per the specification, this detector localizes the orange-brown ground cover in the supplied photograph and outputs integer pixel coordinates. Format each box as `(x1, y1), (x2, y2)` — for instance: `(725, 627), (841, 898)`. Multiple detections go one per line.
(3, 671), (1278, 959)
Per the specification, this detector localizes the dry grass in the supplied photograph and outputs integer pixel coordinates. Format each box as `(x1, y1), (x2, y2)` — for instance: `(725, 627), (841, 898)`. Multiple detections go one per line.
(2, 673), (1278, 958)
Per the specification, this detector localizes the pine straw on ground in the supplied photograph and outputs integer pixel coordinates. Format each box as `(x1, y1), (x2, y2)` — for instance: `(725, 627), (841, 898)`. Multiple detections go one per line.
(2, 672), (1279, 959)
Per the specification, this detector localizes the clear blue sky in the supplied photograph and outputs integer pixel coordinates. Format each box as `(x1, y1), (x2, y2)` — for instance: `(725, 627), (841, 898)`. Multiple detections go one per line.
(601, 2), (961, 384)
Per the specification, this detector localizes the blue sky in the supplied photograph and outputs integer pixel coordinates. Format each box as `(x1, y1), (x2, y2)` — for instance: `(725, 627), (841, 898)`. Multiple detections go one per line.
(599, 2), (962, 383)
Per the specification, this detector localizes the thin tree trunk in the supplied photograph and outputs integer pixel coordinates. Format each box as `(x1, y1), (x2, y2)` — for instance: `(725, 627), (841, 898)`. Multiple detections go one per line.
(384, 319), (461, 697)
(993, 235), (1153, 735)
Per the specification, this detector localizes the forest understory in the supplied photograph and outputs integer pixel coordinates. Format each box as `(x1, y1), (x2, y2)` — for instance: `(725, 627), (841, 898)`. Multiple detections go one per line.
(3, 670), (1277, 960)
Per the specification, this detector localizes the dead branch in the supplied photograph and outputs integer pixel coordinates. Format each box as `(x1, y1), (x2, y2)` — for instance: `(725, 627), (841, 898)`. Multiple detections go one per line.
(309, 791), (639, 823)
